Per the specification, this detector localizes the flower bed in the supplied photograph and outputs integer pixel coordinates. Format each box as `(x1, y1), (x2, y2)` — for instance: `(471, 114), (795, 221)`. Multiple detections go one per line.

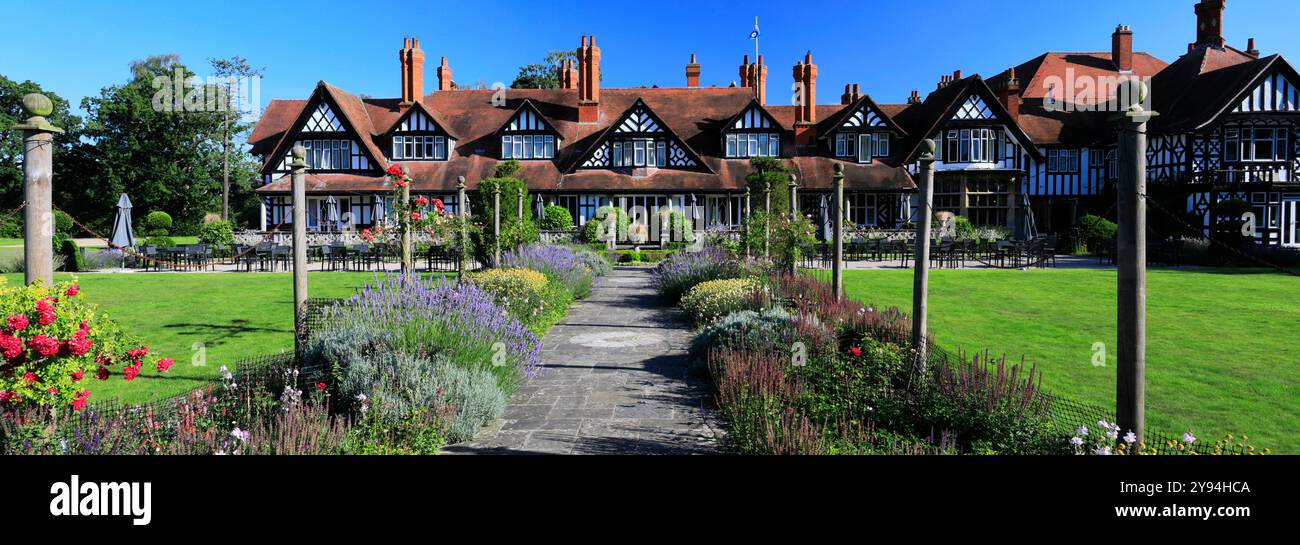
(500, 244), (596, 299)
(680, 278), (768, 327)
(471, 268), (572, 336)
(651, 247), (761, 305)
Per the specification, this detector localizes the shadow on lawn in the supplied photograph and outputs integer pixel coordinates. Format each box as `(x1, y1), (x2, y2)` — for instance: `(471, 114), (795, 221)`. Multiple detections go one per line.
(160, 319), (288, 347)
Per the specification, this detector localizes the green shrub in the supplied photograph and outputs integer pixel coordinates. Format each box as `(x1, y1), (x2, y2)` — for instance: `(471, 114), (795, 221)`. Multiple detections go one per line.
(953, 216), (977, 240)
(540, 205), (574, 230)
(0, 216), (19, 238)
(141, 236), (176, 249)
(471, 162), (539, 266)
(198, 220), (235, 247)
(59, 239), (84, 272)
(471, 268), (571, 334)
(582, 206), (629, 243)
(680, 277), (769, 326)
(1076, 214), (1116, 254)
(431, 363), (508, 443)
(141, 211), (173, 236)
(689, 307), (835, 364)
(571, 246), (612, 276)
(343, 409), (448, 455)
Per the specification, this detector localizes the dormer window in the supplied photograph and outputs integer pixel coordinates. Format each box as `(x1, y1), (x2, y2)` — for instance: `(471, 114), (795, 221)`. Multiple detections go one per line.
(577, 100), (701, 170)
(835, 132), (889, 162)
(613, 139), (665, 167)
(722, 102), (783, 158)
(500, 103), (560, 160)
(944, 128), (1001, 164)
(389, 108), (453, 161)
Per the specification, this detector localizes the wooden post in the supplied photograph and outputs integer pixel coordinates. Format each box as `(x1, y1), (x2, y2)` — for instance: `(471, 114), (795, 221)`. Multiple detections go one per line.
(1116, 81), (1156, 440)
(788, 174), (799, 275)
(744, 186), (752, 258)
(400, 166), (413, 273)
(457, 175), (468, 280)
(763, 176), (771, 258)
(289, 145), (309, 356)
(492, 184), (501, 267)
(913, 139), (937, 366)
(15, 94), (63, 286)
(832, 164), (845, 300)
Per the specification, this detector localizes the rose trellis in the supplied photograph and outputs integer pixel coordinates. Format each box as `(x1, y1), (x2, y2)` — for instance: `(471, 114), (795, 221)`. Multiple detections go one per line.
(370, 164), (458, 270)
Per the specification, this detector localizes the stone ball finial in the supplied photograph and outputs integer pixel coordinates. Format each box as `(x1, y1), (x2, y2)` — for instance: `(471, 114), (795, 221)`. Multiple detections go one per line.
(1118, 78), (1149, 112)
(401, 166), (411, 176)
(457, 175), (466, 187)
(291, 145), (307, 160)
(833, 163), (844, 174)
(920, 138), (936, 155)
(22, 93), (53, 118)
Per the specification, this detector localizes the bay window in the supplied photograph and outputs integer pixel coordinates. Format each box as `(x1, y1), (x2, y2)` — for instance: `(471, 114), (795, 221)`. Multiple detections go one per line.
(392, 135), (448, 160)
(1228, 127), (1288, 162)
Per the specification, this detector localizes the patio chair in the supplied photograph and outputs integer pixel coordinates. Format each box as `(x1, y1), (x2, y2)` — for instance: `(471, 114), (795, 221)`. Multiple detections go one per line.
(350, 244), (373, 271)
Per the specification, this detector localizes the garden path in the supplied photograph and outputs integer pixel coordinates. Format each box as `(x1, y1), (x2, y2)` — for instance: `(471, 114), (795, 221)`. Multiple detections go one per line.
(444, 267), (722, 455)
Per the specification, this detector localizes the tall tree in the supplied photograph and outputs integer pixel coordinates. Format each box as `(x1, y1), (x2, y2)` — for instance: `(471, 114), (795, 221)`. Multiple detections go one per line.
(209, 56), (263, 221)
(78, 54), (235, 233)
(511, 50), (578, 89)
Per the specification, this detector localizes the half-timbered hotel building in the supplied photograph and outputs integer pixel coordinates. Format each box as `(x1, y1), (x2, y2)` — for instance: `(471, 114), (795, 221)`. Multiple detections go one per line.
(248, 0), (1300, 247)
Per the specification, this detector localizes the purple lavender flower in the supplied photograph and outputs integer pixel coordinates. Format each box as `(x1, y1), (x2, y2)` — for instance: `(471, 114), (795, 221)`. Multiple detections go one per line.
(500, 244), (594, 299)
(1183, 432), (1196, 444)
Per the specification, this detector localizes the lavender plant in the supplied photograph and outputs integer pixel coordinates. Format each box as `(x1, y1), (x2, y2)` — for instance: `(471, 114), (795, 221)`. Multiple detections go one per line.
(500, 244), (594, 299)
(652, 247), (760, 305)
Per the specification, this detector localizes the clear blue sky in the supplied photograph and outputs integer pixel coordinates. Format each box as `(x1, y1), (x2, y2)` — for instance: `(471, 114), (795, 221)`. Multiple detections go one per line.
(4, 0), (1298, 129)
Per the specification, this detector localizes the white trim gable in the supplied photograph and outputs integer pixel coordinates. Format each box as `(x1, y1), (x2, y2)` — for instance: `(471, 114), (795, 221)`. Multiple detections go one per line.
(733, 104), (776, 130)
(508, 108), (553, 132)
(397, 109), (439, 132)
(952, 95), (997, 121)
(616, 104), (662, 133)
(303, 103), (345, 132)
(842, 103), (888, 128)
(1234, 68), (1300, 113)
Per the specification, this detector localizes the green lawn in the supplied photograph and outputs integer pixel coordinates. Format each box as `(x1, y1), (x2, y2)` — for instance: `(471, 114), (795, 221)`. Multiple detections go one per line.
(827, 268), (1300, 453)
(2, 271), (446, 405)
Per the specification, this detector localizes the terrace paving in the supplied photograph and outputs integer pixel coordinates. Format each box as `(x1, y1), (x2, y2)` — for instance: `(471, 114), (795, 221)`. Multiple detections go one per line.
(444, 267), (723, 455)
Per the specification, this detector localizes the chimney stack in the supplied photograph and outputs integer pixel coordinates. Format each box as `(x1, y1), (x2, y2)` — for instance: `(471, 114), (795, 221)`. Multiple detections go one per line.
(841, 84), (853, 105)
(793, 52), (818, 145)
(1000, 68), (1022, 121)
(953, 69), (963, 81)
(908, 89), (922, 105)
(1112, 25), (1134, 72)
(559, 58), (578, 90)
(1193, 0), (1226, 48)
(399, 37), (426, 105)
(686, 53), (701, 88)
(436, 56), (453, 91)
(577, 35), (601, 123)
(739, 55), (752, 88)
(750, 55), (768, 105)
(1247, 37), (1260, 57)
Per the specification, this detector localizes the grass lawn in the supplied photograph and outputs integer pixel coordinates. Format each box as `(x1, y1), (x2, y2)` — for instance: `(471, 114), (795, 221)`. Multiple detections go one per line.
(2, 271), (455, 405)
(826, 268), (1300, 453)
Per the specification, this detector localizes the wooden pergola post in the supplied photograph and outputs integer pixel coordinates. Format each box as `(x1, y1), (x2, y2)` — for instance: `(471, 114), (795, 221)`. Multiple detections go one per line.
(14, 94), (63, 286)
(400, 166), (413, 273)
(744, 186), (752, 258)
(457, 175), (468, 281)
(289, 145), (309, 357)
(831, 164), (844, 300)
(788, 174), (799, 275)
(912, 139), (938, 367)
(492, 184), (501, 267)
(1116, 81), (1156, 440)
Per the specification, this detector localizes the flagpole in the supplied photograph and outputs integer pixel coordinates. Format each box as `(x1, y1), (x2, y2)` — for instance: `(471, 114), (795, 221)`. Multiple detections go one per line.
(754, 16), (759, 64)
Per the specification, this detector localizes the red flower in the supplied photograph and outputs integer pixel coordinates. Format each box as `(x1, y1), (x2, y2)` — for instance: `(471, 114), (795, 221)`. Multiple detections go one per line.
(156, 358), (174, 372)
(848, 346), (862, 357)
(127, 346), (149, 358)
(69, 369), (84, 382)
(26, 334), (61, 358)
(315, 382), (327, 392)
(122, 364), (141, 381)
(46, 387), (58, 395)
(0, 391), (9, 403)
(95, 366), (110, 380)
(70, 391), (89, 411)
(386, 164), (404, 176)
(410, 212), (422, 221)
(395, 179), (408, 188)
(35, 299), (56, 326)
(432, 198), (445, 212)
(0, 333), (21, 361)
(6, 315), (28, 332)
(22, 372), (37, 384)
(66, 331), (93, 357)
(415, 196), (429, 207)
(65, 285), (80, 297)
(361, 228), (375, 242)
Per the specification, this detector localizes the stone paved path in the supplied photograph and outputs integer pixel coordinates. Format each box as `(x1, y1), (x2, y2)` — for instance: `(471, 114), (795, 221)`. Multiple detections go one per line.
(444, 267), (722, 455)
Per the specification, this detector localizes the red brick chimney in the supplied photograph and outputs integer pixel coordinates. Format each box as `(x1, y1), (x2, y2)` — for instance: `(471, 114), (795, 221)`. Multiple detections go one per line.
(559, 58), (578, 90)
(792, 52), (818, 145)
(841, 84), (862, 105)
(436, 56), (453, 91)
(908, 89), (922, 105)
(1247, 37), (1260, 57)
(399, 37), (425, 105)
(739, 55), (752, 88)
(577, 35), (601, 123)
(750, 55), (768, 105)
(1194, 0), (1226, 48)
(1000, 68), (1022, 122)
(686, 53), (701, 88)
(1112, 25), (1134, 72)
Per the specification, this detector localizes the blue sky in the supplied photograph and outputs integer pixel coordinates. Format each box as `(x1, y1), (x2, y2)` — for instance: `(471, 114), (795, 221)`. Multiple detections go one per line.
(3, 0), (1298, 128)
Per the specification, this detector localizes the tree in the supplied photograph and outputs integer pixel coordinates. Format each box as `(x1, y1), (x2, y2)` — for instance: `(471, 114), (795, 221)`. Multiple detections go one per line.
(0, 76), (86, 214)
(209, 56), (263, 221)
(511, 50), (578, 89)
(79, 54), (248, 233)
(742, 157), (814, 269)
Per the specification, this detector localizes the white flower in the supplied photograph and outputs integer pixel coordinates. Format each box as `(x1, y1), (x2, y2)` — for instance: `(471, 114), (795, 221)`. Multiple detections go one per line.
(1106, 429), (1119, 440)
(1076, 425), (1088, 437)
(1069, 436), (1084, 447)
(1094, 446), (1112, 455)
(231, 427), (249, 442)
(1182, 432), (1196, 444)
(1123, 432), (1137, 444)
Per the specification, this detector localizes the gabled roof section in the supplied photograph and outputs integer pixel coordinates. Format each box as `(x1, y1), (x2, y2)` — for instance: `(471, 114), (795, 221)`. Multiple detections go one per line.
(818, 94), (908, 138)
(258, 82), (386, 172)
(565, 97), (711, 173)
(497, 99), (561, 136)
(1153, 53), (1300, 132)
(388, 100), (459, 139)
(894, 75), (1044, 163)
(720, 99), (785, 132)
